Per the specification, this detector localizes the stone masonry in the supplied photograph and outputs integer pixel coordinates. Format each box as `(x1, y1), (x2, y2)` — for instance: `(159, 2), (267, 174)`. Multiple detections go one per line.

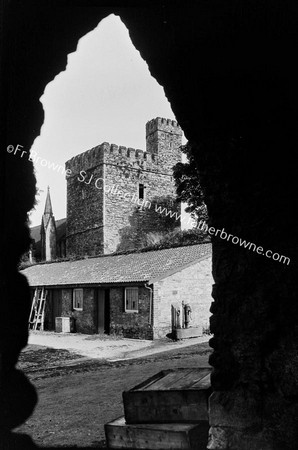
(60, 288), (97, 334)
(109, 286), (153, 340)
(65, 118), (182, 257)
(153, 256), (212, 339)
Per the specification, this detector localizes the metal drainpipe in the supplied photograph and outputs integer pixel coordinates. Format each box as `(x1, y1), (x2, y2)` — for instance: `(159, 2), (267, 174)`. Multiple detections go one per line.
(145, 283), (153, 326)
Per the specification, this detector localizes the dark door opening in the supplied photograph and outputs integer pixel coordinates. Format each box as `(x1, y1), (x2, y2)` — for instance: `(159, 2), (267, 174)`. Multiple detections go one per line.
(97, 288), (110, 334)
(46, 289), (62, 331)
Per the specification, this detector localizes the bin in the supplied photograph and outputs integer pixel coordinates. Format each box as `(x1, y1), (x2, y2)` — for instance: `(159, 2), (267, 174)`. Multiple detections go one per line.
(55, 316), (71, 333)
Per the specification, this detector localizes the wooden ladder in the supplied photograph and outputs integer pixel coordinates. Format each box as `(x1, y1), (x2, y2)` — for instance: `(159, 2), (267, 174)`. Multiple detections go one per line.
(28, 287), (47, 331)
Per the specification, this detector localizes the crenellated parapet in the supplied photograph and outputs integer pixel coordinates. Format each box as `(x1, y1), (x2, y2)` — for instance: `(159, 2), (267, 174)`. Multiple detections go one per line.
(65, 144), (106, 176)
(106, 143), (156, 163)
(65, 142), (158, 177)
(146, 117), (182, 138)
(145, 117), (183, 158)
(65, 116), (182, 179)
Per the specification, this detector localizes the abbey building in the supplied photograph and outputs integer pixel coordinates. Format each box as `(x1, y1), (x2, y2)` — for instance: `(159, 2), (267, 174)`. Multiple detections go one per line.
(30, 117), (182, 260)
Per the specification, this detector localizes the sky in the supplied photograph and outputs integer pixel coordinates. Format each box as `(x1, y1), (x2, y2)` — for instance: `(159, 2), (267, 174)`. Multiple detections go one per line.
(29, 14), (187, 227)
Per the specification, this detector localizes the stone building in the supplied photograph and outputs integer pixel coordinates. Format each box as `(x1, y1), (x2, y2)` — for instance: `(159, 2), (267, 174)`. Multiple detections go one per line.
(22, 243), (212, 339)
(7, 5), (298, 450)
(30, 117), (182, 261)
(65, 117), (182, 257)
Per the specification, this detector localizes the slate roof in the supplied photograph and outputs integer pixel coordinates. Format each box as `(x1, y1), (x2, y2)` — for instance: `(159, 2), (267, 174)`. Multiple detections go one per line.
(56, 218), (67, 242)
(21, 243), (212, 287)
(30, 224), (42, 244)
(30, 218), (66, 244)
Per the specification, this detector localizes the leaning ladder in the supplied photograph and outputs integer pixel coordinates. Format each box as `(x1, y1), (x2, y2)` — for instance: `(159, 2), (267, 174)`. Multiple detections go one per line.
(28, 287), (47, 331)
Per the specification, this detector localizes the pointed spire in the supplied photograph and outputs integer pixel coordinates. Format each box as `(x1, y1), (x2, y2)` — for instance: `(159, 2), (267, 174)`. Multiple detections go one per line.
(44, 186), (53, 215)
(40, 186), (57, 261)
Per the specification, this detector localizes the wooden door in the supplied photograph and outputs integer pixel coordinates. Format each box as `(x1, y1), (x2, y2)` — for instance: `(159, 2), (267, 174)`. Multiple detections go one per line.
(97, 288), (110, 334)
(104, 289), (110, 334)
(52, 289), (62, 329)
(97, 289), (105, 333)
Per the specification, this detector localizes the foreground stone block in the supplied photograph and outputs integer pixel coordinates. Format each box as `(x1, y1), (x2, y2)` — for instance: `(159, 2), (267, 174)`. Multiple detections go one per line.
(105, 416), (209, 449)
(123, 368), (212, 424)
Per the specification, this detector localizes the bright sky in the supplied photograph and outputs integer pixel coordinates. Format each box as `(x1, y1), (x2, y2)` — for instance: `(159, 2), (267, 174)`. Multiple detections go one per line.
(29, 14), (187, 227)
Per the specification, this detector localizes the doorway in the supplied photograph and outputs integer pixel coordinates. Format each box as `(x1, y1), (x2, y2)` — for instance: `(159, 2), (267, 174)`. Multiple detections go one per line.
(97, 288), (110, 334)
(51, 289), (62, 330)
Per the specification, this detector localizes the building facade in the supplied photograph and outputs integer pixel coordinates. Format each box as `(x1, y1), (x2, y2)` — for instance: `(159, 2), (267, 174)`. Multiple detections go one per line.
(22, 244), (212, 340)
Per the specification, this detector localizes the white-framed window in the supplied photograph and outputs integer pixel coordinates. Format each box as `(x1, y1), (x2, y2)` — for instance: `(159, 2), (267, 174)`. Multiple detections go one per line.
(125, 287), (139, 313)
(73, 288), (83, 311)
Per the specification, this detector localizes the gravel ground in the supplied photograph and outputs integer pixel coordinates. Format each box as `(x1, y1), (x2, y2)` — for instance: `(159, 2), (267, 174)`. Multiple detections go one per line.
(27, 330), (211, 361)
(16, 341), (212, 448)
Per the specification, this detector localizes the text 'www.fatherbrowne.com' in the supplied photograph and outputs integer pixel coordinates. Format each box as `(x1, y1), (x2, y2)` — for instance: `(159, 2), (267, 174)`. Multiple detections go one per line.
(7, 144), (290, 266)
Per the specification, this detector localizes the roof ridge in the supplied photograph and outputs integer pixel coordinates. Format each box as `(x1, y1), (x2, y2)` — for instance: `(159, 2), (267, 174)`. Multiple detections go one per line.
(20, 242), (212, 270)
(30, 217), (66, 230)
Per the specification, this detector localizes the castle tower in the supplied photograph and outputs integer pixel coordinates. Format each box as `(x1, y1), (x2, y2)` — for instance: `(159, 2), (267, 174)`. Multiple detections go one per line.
(146, 117), (182, 171)
(40, 186), (57, 261)
(65, 118), (182, 257)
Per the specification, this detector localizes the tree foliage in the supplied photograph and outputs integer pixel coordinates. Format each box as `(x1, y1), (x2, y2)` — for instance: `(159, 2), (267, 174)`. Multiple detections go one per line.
(173, 142), (208, 225)
(155, 228), (210, 247)
(116, 195), (180, 253)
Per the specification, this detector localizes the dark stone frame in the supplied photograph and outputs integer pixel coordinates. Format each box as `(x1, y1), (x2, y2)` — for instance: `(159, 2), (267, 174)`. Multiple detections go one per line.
(1, 1), (298, 448)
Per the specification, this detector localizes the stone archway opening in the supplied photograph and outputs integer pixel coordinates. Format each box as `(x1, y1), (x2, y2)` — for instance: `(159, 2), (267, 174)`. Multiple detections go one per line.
(9, 8), (214, 448)
(2, 3), (298, 450)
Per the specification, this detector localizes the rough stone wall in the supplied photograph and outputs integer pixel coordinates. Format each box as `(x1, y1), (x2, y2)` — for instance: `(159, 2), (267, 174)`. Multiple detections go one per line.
(42, 288), (97, 333)
(146, 117), (182, 173)
(109, 286), (153, 340)
(153, 256), (213, 339)
(60, 288), (97, 334)
(103, 142), (181, 253)
(65, 146), (105, 257)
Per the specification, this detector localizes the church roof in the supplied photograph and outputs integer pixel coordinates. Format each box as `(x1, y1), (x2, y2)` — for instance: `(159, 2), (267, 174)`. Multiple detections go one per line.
(21, 243), (212, 287)
(30, 218), (66, 245)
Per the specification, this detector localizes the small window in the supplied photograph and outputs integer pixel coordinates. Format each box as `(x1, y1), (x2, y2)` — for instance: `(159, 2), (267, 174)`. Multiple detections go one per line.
(125, 287), (139, 312)
(73, 288), (83, 311)
(138, 183), (144, 200)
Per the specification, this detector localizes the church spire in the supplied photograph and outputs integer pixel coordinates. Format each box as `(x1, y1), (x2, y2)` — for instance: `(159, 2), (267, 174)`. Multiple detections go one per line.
(41, 186), (57, 261)
(44, 186), (53, 215)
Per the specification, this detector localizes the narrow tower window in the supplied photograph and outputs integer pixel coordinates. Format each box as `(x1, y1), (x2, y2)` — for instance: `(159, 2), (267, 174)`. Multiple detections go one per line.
(139, 183), (145, 200)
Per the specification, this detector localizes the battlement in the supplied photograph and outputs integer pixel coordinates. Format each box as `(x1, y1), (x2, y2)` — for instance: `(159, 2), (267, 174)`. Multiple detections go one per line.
(146, 117), (182, 137)
(65, 143), (107, 176)
(65, 117), (182, 178)
(106, 144), (157, 163)
(65, 142), (157, 176)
